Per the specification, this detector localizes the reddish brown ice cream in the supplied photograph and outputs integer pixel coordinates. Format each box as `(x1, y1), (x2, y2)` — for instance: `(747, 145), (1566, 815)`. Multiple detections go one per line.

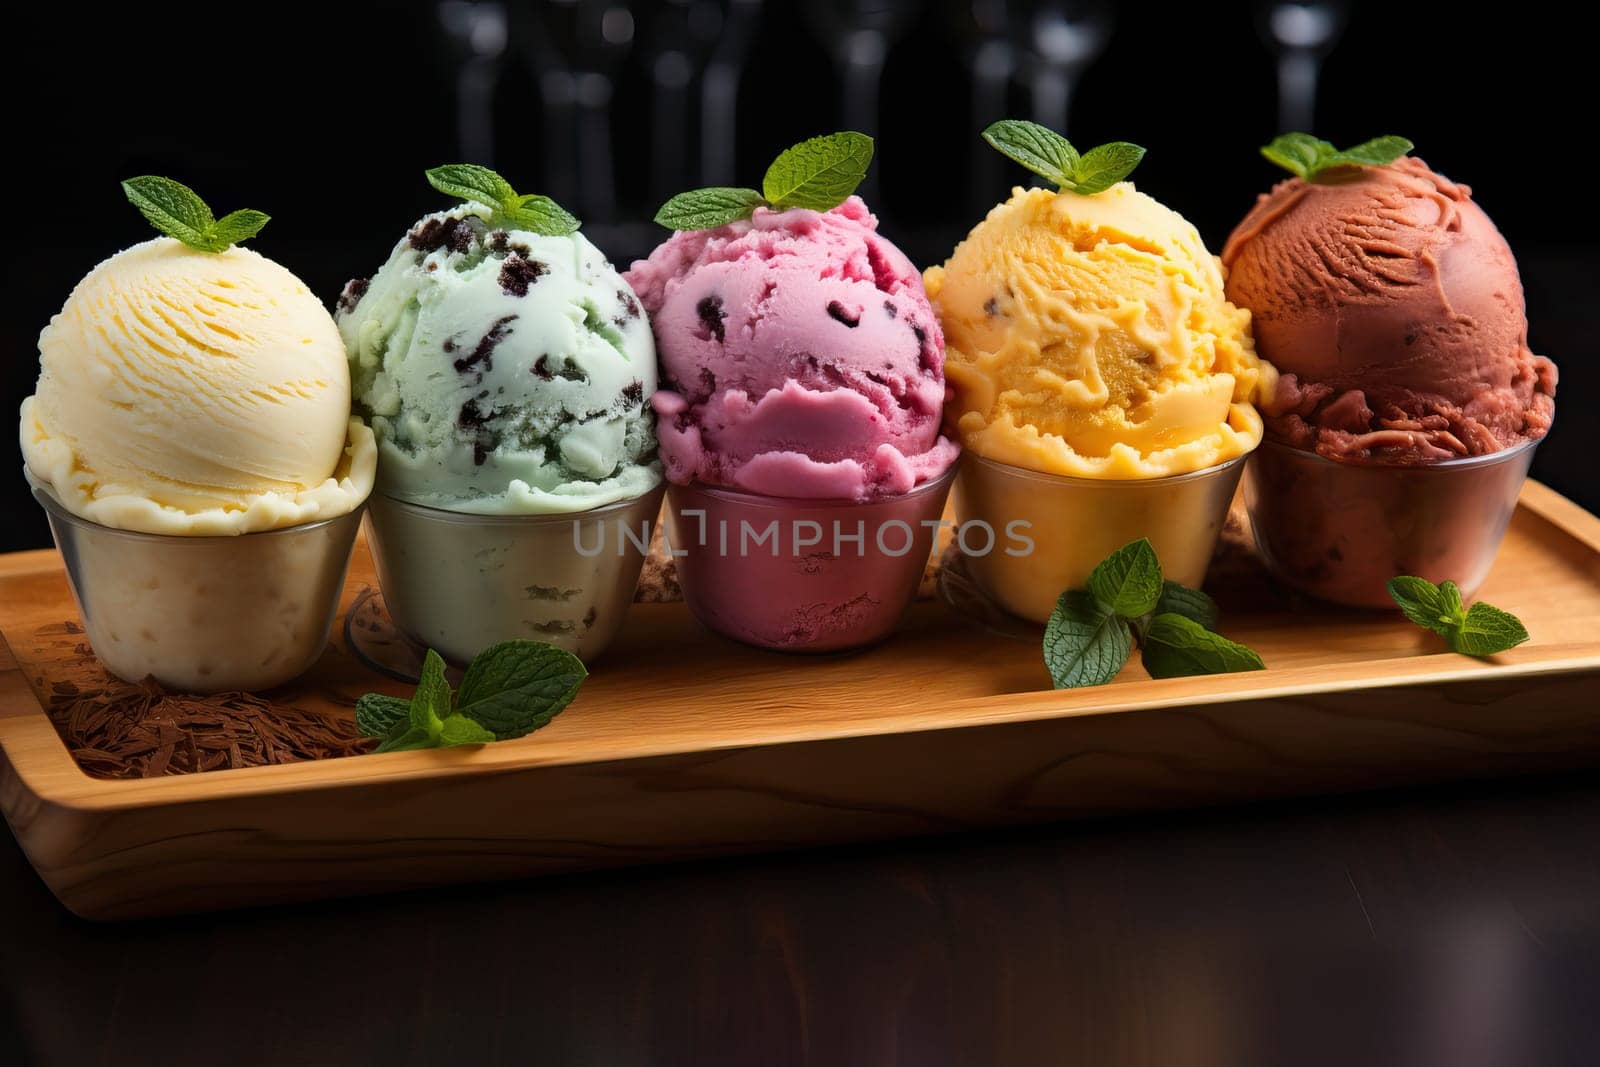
(1222, 157), (1556, 463)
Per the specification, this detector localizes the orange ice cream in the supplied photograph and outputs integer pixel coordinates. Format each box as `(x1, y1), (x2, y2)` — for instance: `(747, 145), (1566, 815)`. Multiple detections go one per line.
(925, 184), (1274, 479)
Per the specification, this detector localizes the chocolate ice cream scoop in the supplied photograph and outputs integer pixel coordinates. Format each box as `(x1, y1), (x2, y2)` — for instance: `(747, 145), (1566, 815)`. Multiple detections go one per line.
(1222, 157), (1556, 463)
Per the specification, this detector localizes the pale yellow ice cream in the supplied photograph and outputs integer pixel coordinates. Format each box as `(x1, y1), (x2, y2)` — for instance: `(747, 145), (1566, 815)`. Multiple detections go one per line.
(20, 238), (375, 534)
(925, 184), (1274, 479)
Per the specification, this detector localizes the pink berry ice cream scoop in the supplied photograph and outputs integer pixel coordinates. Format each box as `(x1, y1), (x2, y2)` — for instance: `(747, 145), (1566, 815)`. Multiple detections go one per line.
(625, 195), (958, 501)
(631, 133), (960, 652)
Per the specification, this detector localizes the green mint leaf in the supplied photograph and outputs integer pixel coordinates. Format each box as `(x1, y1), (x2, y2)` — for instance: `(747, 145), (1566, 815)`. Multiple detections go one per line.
(1260, 133), (1337, 179)
(1043, 590), (1133, 689)
(1389, 575), (1527, 657)
(1086, 537), (1163, 618)
(438, 714), (497, 747)
(355, 693), (410, 739)
(1262, 133), (1414, 180)
(1324, 135), (1414, 169)
(426, 163), (516, 213)
(504, 193), (581, 236)
(1068, 141), (1146, 194)
(1386, 576), (1464, 638)
(1438, 579), (1465, 620)
(122, 176), (266, 253)
(375, 725), (434, 754)
(426, 164), (582, 235)
(456, 639), (588, 740)
(1154, 580), (1219, 631)
(122, 176), (214, 247)
(761, 131), (874, 212)
(409, 648), (452, 733)
(653, 187), (767, 230)
(981, 119), (1077, 188)
(206, 208), (270, 248)
(1451, 602), (1530, 657)
(1141, 613), (1265, 679)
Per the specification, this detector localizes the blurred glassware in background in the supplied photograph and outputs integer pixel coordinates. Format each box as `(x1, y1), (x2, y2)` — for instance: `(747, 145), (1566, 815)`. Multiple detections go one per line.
(1013, 1), (1113, 144)
(526, 0), (637, 222)
(700, 1), (763, 186)
(439, 1), (509, 166)
(640, 1), (727, 204)
(1257, 1), (1347, 132)
(803, 0), (923, 205)
(949, 0), (1017, 211)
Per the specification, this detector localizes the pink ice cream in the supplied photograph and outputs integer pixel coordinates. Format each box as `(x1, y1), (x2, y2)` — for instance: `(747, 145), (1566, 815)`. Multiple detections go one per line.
(624, 196), (959, 500)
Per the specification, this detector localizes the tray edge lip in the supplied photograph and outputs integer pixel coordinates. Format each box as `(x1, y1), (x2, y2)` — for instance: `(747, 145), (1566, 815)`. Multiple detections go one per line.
(6, 648), (1598, 817)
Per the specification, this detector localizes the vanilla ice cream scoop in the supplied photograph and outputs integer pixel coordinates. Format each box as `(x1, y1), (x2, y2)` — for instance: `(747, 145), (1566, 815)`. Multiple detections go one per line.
(20, 237), (375, 534)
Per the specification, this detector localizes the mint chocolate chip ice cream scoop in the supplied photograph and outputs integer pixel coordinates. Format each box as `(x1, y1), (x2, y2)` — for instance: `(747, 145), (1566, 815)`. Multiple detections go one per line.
(338, 204), (658, 513)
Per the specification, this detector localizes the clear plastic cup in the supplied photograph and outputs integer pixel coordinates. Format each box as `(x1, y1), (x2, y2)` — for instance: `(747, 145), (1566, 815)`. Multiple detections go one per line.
(364, 484), (665, 665)
(952, 453), (1247, 624)
(665, 468), (957, 652)
(28, 473), (362, 693)
(1244, 437), (1537, 608)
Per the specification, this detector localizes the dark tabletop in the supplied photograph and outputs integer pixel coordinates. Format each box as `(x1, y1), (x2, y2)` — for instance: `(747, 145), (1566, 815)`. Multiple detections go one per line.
(3, 772), (1597, 1067)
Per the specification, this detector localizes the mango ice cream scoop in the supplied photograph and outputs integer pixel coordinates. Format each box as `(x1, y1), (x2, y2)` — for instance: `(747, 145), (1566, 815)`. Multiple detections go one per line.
(927, 165), (1273, 622)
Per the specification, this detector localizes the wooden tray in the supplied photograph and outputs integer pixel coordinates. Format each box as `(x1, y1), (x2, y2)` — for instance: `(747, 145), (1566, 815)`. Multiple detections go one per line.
(3, 482), (1598, 920)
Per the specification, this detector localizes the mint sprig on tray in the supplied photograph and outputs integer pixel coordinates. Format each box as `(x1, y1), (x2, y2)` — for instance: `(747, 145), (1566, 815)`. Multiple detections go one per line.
(1386, 577), (1529, 657)
(1044, 539), (1264, 689)
(356, 639), (588, 753)
(653, 132), (873, 230)
(1260, 133), (1413, 181)
(426, 163), (581, 236)
(122, 176), (269, 253)
(981, 120), (1145, 196)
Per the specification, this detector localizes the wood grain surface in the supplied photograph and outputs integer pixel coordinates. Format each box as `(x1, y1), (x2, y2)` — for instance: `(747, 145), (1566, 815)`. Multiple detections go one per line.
(1, 481), (1597, 919)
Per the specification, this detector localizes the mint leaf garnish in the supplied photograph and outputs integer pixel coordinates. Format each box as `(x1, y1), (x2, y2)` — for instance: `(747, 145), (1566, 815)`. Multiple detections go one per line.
(378, 726), (435, 753)
(1454, 602), (1530, 657)
(457, 640), (588, 740)
(1261, 133), (1413, 181)
(980, 119), (1079, 187)
(358, 639), (587, 751)
(1387, 576), (1528, 657)
(1327, 135), (1415, 168)
(409, 649), (452, 731)
(504, 193), (580, 236)
(425, 163), (581, 236)
(439, 714), (498, 747)
(981, 120), (1144, 196)
(762, 131), (874, 211)
(1086, 537), (1162, 618)
(651, 133), (874, 231)
(1259, 133), (1334, 180)
(654, 187), (768, 230)
(1386, 575), (1459, 638)
(1043, 590), (1132, 689)
(1154, 580), (1219, 631)
(121, 176), (270, 253)
(355, 693), (409, 738)
(1043, 538), (1263, 688)
(1069, 141), (1148, 195)
(207, 209), (271, 248)
(1141, 613), (1265, 679)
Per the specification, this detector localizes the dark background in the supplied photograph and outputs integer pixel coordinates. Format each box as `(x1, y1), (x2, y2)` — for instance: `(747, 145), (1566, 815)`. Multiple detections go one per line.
(3, 7), (1599, 1063)
(5, 1), (1595, 552)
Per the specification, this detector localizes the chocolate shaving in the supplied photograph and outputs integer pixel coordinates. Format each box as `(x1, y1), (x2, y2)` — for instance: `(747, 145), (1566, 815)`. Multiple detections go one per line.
(498, 255), (547, 297)
(696, 295), (726, 343)
(453, 315), (517, 376)
(338, 277), (370, 314)
(408, 216), (477, 255)
(45, 660), (373, 780)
